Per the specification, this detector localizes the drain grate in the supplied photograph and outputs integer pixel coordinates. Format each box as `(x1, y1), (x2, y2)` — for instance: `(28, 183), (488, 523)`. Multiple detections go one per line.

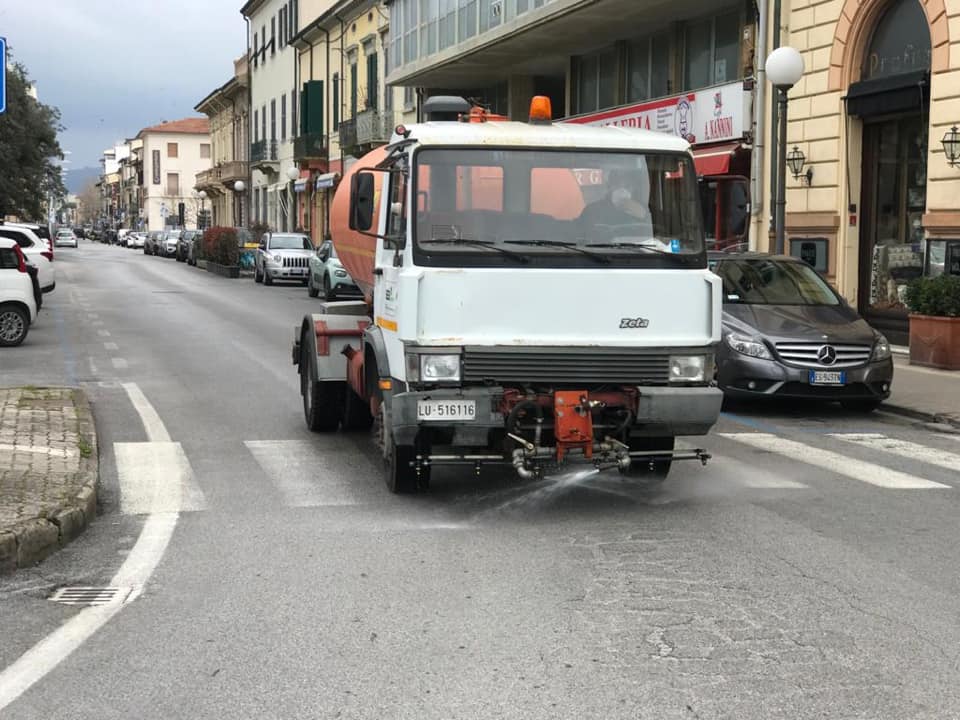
(49, 586), (137, 606)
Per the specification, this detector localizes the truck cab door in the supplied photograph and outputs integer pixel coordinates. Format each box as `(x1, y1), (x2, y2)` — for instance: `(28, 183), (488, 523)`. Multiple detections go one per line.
(373, 169), (407, 366)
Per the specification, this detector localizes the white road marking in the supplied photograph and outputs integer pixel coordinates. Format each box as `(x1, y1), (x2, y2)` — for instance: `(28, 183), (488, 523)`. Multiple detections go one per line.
(0, 444), (75, 458)
(111, 357), (128, 369)
(720, 433), (951, 489)
(104, 342), (118, 350)
(829, 433), (960, 477)
(87, 313), (99, 319)
(0, 383), (184, 711)
(97, 330), (110, 337)
(245, 439), (363, 506)
(91, 320), (104, 326)
(114, 442), (205, 514)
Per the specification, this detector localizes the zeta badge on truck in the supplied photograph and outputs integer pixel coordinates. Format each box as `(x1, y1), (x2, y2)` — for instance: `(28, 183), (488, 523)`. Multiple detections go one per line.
(619, 317), (650, 329)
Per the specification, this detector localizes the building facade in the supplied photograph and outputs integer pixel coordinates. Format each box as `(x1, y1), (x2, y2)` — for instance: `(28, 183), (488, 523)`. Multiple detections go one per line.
(136, 118), (212, 231)
(195, 56), (252, 229)
(243, 0), (301, 233)
(292, 0), (405, 246)
(781, 0), (960, 344)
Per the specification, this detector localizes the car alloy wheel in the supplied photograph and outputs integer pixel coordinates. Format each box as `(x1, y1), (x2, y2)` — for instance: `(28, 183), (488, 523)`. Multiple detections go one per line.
(0, 306), (29, 346)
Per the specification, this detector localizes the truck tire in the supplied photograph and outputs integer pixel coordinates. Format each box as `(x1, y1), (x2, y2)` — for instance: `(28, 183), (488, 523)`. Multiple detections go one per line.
(342, 387), (373, 431)
(300, 344), (344, 432)
(621, 436), (674, 486)
(375, 404), (423, 493)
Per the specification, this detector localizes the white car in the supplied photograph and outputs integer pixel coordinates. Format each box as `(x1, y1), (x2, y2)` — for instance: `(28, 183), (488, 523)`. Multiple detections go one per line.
(0, 238), (38, 346)
(127, 232), (146, 249)
(55, 229), (79, 248)
(0, 225), (55, 293)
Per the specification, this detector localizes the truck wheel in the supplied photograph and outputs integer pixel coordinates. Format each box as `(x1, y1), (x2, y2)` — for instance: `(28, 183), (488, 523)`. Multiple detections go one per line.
(342, 387), (373, 431)
(622, 436), (674, 486)
(300, 345), (344, 432)
(375, 404), (422, 493)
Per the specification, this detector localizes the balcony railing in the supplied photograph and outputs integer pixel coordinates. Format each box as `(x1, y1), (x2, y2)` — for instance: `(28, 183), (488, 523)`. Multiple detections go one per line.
(294, 132), (328, 162)
(250, 139), (278, 164)
(355, 109), (396, 146)
(338, 118), (357, 150)
(218, 160), (248, 182)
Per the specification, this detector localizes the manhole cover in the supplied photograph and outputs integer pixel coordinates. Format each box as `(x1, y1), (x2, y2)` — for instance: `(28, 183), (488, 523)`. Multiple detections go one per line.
(49, 586), (137, 606)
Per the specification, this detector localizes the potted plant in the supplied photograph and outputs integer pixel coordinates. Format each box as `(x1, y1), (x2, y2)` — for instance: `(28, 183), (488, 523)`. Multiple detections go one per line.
(202, 226), (240, 278)
(904, 274), (960, 370)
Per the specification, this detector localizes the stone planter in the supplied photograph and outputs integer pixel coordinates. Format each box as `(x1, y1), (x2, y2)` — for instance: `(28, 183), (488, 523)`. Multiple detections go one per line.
(909, 314), (960, 370)
(205, 261), (240, 279)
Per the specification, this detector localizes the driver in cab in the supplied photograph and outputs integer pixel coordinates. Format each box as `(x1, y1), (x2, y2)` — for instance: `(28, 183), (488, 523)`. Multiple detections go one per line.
(578, 167), (653, 242)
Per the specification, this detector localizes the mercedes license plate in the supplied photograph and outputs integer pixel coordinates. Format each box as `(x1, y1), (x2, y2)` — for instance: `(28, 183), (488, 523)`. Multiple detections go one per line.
(417, 400), (476, 421)
(809, 370), (845, 386)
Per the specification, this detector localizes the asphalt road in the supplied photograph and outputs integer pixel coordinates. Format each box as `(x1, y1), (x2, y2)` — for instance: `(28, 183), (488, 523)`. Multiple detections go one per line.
(2, 242), (960, 719)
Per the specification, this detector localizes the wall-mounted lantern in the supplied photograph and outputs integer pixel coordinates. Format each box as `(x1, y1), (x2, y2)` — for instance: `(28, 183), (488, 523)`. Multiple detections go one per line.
(786, 146), (813, 185)
(941, 126), (960, 167)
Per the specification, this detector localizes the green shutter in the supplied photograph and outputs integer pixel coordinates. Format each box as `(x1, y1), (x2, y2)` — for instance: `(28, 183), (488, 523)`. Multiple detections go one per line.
(300, 83), (309, 136)
(306, 80), (324, 136)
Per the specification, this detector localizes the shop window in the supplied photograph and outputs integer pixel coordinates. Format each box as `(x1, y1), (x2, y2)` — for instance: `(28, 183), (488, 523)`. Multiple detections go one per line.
(575, 47), (618, 114)
(683, 9), (741, 91)
(627, 34), (671, 103)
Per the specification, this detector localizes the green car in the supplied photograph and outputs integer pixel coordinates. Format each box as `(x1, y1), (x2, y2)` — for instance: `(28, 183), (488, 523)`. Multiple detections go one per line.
(307, 240), (363, 300)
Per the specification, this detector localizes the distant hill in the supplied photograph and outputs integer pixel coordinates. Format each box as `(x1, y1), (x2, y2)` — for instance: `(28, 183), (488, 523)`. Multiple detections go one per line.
(65, 166), (101, 194)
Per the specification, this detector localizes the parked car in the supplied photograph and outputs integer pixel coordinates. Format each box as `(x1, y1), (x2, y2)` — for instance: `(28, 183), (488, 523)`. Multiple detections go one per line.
(0, 225), (55, 293)
(127, 232), (146, 250)
(157, 229), (181, 258)
(55, 228), (79, 248)
(7, 222), (54, 261)
(254, 232), (312, 286)
(144, 230), (162, 255)
(0, 238), (38, 346)
(710, 252), (893, 412)
(176, 230), (200, 262)
(307, 240), (363, 300)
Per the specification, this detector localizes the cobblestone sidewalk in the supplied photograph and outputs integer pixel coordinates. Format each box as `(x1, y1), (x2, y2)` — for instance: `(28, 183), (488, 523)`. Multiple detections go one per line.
(0, 387), (98, 573)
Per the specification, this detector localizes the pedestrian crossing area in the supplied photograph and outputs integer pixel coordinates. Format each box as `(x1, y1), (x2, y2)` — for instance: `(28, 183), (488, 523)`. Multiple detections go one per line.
(112, 429), (960, 516)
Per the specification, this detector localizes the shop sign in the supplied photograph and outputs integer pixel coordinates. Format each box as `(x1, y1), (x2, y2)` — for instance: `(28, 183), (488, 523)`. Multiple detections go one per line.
(565, 81), (749, 146)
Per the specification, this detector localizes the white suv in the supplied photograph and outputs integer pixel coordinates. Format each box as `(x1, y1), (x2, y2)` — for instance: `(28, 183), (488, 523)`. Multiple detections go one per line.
(0, 225), (55, 293)
(0, 238), (38, 346)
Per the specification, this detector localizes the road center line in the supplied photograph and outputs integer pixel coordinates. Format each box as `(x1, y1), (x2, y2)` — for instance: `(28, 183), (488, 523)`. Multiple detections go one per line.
(0, 382), (180, 711)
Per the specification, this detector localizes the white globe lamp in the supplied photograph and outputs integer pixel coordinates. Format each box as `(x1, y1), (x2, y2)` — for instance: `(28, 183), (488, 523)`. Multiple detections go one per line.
(766, 46), (805, 255)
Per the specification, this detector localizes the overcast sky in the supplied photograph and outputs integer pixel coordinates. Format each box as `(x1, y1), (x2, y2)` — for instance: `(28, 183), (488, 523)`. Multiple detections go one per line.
(1, 1), (246, 168)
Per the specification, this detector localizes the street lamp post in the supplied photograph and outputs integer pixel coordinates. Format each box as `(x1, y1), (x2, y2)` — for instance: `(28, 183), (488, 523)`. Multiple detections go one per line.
(234, 180), (246, 228)
(766, 46), (805, 255)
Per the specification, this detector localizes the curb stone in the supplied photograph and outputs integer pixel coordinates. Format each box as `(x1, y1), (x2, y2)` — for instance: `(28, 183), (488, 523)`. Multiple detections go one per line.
(0, 387), (100, 573)
(881, 402), (960, 432)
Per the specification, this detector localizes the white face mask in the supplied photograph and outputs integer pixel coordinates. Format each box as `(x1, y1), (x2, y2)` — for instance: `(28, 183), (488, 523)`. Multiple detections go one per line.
(611, 187), (631, 207)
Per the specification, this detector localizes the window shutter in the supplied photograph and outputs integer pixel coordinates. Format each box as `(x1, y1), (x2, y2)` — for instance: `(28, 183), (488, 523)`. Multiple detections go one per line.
(306, 80), (324, 136)
(300, 84), (309, 135)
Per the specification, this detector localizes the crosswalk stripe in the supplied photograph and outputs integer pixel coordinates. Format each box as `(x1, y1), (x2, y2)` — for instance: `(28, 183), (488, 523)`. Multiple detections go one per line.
(244, 440), (364, 507)
(718, 433), (951, 489)
(114, 441), (207, 514)
(829, 433), (960, 476)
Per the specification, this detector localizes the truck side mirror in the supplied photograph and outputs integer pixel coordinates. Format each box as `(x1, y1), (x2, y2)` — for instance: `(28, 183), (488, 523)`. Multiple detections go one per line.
(350, 171), (376, 231)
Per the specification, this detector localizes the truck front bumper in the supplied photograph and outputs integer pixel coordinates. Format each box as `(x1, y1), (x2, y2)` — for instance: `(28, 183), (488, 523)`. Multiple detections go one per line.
(389, 385), (723, 446)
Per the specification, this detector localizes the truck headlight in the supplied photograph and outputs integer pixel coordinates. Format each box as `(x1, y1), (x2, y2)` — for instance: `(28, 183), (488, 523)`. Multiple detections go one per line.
(669, 354), (708, 383)
(421, 354), (461, 382)
(724, 332), (773, 360)
(871, 333), (892, 361)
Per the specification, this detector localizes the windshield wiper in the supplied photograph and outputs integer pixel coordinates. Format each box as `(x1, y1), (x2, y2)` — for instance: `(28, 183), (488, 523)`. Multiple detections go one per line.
(504, 240), (610, 264)
(420, 238), (529, 263)
(588, 242), (680, 257)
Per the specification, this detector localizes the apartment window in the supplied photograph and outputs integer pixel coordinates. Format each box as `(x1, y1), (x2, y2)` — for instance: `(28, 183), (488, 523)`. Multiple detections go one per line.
(261, 26), (266, 58)
(627, 34), (671, 102)
(391, 3), (404, 70)
(281, 95), (287, 141)
(332, 73), (340, 130)
(459, 0), (477, 40)
(404, 0), (418, 63)
(254, 109), (259, 142)
(291, 89), (297, 138)
(281, 7), (287, 46)
(271, 99), (277, 141)
(166, 173), (179, 196)
(574, 46), (618, 114)
(365, 45), (379, 111)
(291, 0), (298, 36)
(683, 9), (740, 90)
(167, 142), (179, 158)
(350, 60), (358, 118)
(253, 33), (259, 68)
(419, 0), (437, 55)
(200, 143), (211, 159)
(383, 32), (393, 113)
(271, 16), (276, 55)
(261, 104), (267, 142)
(404, 86), (415, 110)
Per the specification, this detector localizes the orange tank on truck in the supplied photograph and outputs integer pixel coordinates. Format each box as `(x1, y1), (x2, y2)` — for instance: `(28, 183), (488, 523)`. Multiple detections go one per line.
(330, 140), (586, 300)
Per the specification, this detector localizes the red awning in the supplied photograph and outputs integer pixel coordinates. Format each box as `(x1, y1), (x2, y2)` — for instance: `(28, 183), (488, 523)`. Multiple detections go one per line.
(692, 142), (742, 177)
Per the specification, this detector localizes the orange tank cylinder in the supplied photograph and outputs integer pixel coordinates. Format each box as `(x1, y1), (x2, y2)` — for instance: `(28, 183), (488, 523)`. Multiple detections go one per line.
(330, 145), (390, 300)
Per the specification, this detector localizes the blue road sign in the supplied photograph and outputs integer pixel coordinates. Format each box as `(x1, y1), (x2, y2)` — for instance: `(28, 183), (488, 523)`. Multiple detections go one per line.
(0, 37), (6, 115)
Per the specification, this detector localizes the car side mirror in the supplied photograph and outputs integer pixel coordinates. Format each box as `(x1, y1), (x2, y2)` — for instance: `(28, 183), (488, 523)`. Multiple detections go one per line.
(259, 242), (266, 250)
(349, 171), (376, 231)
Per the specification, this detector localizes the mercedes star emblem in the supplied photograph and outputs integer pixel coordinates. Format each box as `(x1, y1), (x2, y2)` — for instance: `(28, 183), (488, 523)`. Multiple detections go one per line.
(817, 345), (838, 365)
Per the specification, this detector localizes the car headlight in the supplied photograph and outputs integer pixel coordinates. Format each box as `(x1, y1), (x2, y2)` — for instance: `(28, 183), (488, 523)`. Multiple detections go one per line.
(406, 352), (461, 383)
(872, 333), (892, 361)
(334, 269), (348, 278)
(669, 354), (709, 383)
(270, 254), (284, 263)
(724, 332), (773, 360)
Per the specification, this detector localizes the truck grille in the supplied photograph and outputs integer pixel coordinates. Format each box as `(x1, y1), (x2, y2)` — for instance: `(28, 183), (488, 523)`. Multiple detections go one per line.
(283, 257), (309, 268)
(462, 347), (671, 385)
(774, 342), (872, 368)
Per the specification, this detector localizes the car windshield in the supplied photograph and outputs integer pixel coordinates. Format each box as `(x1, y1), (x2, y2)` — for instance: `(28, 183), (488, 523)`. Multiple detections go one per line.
(269, 234), (310, 250)
(713, 258), (841, 306)
(412, 148), (704, 267)
(167, 231), (181, 239)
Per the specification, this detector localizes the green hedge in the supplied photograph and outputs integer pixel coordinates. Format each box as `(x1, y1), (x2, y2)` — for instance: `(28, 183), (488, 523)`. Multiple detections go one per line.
(201, 226), (239, 266)
(905, 274), (960, 317)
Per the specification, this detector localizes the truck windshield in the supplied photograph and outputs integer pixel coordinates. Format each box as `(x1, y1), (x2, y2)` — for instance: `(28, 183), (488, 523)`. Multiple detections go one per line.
(413, 148), (704, 267)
